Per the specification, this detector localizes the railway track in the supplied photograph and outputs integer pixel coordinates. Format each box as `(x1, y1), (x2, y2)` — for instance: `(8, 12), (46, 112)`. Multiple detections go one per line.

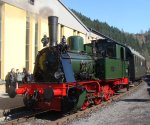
(0, 107), (51, 125)
(3, 106), (26, 117)
(0, 81), (144, 125)
(47, 81), (144, 125)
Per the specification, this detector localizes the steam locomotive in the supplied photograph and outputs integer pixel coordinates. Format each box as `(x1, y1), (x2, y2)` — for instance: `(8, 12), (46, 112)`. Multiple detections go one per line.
(8, 16), (146, 112)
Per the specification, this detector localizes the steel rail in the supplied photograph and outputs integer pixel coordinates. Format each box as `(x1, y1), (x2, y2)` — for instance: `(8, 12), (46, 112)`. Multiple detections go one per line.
(1, 109), (51, 125)
(46, 81), (144, 125)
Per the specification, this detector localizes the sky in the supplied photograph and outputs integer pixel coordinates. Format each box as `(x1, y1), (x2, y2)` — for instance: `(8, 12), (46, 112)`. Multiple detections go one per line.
(62, 0), (150, 34)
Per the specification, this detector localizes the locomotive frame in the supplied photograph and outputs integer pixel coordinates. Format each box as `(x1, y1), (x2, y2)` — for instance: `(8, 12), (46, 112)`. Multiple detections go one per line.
(8, 16), (146, 112)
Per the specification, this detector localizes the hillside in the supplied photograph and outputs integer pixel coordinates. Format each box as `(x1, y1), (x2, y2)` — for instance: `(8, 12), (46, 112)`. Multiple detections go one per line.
(72, 9), (150, 67)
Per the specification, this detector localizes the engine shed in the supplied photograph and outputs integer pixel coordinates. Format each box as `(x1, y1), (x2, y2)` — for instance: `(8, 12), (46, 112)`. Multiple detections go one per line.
(0, 0), (102, 80)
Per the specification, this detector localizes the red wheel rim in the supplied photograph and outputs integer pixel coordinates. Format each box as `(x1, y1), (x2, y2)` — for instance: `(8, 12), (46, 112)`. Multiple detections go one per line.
(104, 93), (110, 101)
(103, 85), (110, 101)
(110, 89), (115, 96)
(81, 101), (89, 110)
(94, 98), (101, 105)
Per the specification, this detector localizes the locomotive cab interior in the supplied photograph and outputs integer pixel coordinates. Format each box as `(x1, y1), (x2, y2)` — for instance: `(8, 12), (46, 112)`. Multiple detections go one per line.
(93, 39), (117, 58)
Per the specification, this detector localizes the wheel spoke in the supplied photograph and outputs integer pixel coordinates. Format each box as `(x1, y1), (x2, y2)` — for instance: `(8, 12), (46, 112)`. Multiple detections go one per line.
(81, 101), (89, 110)
(94, 98), (101, 105)
(103, 85), (110, 101)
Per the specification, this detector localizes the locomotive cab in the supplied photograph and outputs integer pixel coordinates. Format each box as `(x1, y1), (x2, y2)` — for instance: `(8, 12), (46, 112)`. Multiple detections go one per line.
(94, 39), (129, 81)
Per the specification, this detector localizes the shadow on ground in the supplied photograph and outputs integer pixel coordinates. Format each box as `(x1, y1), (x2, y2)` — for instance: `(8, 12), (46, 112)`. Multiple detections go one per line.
(143, 78), (150, 96)
(146, 81), (150, 87)
(1, 93), (8, 96)
(121, 99), (150, 102)
(144, 79), (150, 86)
(147, 88), (150, 96)
(35, 111), (65, 121)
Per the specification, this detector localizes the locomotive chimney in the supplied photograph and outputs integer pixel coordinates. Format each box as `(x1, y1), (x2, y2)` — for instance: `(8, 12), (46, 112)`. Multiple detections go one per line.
(48, 16), (58, 47)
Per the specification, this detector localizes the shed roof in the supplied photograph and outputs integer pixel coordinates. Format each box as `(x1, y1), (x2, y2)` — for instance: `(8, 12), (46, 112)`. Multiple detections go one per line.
(1, 0), (102, 39)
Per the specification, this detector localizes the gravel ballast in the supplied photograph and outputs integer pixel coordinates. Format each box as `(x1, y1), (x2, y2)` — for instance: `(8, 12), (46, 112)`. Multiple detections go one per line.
(69, 82), (150, 125)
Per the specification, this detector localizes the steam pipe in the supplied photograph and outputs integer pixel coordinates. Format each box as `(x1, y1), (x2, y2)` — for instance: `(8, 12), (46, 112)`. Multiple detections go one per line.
(48, 16), (58, 47)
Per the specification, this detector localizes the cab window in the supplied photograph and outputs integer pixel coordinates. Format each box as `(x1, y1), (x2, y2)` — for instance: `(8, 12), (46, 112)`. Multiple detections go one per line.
(106, 44), (116, 58)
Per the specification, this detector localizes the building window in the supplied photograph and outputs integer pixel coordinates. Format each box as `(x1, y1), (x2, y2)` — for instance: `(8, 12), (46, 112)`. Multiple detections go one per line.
(29, 0), (34, 5)
(73, 30), (77, 35)
(60, 25), (64, 39)
(0, 5), (1, 37)
(77, 31), (80, 35)
(35, 22), (38, 59)
(26, 15), (30, 70)
(0, 5), (2, 78)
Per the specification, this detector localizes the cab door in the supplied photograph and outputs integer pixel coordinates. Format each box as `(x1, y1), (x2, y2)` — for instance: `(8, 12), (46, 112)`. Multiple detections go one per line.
(120, 47), (125, 77)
